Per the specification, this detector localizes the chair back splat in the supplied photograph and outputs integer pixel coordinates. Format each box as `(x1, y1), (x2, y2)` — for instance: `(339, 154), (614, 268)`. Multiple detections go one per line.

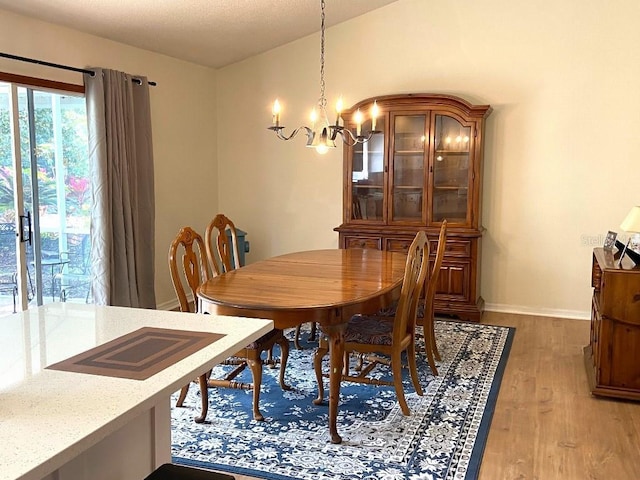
(168, 226), (211, 314)
(204, 214), (241, 275)
(393, 230), (430, 348)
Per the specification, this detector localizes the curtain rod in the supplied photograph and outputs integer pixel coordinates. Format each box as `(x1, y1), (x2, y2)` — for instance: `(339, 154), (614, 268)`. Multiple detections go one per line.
(0, 52), (157, 86)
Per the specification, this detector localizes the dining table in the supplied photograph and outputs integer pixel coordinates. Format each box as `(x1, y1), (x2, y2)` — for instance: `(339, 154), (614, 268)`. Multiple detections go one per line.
(197, 248), (408, 444)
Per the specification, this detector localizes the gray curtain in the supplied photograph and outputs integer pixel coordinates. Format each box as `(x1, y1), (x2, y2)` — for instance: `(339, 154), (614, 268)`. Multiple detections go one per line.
(84, 68), (156, 308)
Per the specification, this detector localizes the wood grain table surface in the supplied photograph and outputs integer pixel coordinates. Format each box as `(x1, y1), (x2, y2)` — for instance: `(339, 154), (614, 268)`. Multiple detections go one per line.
(197, 248), (407, 443)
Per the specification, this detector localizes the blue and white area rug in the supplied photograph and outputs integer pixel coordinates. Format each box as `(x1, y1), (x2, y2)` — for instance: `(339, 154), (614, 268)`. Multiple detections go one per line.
(171, 321), (515, 480)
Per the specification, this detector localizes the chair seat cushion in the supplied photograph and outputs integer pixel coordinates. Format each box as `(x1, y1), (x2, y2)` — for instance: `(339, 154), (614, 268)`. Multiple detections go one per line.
(345, 314), (393, 345)
(246, 327), (283, 349)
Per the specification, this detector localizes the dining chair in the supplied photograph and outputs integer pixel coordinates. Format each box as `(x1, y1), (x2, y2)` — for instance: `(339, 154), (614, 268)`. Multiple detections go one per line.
(168, 226), (212, 423)
(0, 274), (18, 313)
(53, 234), (92, 303)
(0, 222), (35, 312)
(423, 220), (448, 373)
(313, 230), (430, 416)
(204, 212), (274, 359)
(203, 214), (291, 421)
(352, 220), (448, 376)
(203, 214), (241, 275)
(204, 213), (276, 359)
(204, 213), (275, 360)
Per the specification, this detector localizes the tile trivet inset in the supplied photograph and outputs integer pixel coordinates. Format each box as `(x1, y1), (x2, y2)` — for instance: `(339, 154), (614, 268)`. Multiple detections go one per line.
(47, 327), (225, 380)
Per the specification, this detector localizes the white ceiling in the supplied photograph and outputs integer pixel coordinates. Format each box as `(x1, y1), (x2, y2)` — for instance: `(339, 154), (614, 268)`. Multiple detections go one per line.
(0, 0), (399, 69)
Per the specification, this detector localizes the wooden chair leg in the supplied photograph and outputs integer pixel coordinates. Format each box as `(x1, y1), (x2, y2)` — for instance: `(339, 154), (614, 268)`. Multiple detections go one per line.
(423, 316), (439, 376)
(430, 317), (441, 361)
(267, 346), (276, 368)
(424, 337), (439, 376)
(392, 352), (410, 416)
(294, 323), (318, 349)
(176, 384), (189, 407)
(407, 338), (425, 394)
(313, 337), (329, 405)
(309, 322), (317, 341)
(355, 352), (364, 371)
(293, 326), (303, 349)
(246, 357), (265, 421)
(194, 374), (209, 423)
(343, 351), (350, 376)
(276, 336), (292, 391)
(425, 307), (441, 362)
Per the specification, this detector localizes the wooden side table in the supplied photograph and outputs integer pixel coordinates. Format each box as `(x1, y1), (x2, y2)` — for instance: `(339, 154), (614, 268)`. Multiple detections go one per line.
(584, 247), (640, 400)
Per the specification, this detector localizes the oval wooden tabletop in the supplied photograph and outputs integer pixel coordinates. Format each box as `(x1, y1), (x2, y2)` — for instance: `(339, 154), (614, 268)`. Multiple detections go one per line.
(197, 249), (407, 325)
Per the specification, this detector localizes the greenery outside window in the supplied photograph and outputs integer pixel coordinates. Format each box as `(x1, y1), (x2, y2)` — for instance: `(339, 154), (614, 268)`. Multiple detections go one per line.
(0, 77), (91, 315)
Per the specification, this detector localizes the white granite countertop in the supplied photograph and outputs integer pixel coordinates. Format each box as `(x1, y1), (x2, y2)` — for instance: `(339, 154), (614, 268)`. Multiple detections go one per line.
(0, 303), (273, 480)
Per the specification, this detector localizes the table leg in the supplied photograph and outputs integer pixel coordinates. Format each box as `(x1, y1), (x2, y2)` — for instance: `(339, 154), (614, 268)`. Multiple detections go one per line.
(323, 320), (347, 444)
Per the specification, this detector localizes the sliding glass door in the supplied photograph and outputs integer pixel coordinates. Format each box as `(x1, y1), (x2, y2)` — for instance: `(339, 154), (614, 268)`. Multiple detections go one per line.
(0, 80), (91, 316)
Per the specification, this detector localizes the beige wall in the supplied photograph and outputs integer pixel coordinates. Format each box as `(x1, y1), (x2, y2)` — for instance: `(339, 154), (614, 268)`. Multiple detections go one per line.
(217, 0), (640, 319)
(0, 8), (218, 309)
(3, 0), (639, 317)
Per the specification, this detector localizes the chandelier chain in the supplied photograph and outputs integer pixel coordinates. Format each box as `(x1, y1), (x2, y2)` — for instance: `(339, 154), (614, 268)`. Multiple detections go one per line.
(319, 0), (326, 109)
(268, 0), (379, 149)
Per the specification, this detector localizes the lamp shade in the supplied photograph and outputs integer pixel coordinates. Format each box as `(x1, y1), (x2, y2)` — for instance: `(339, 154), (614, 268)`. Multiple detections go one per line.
(620, 206), (640, 233)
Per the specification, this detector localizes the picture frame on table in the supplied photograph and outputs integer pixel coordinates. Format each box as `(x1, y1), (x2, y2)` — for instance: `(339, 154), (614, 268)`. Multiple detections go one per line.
(603, 231), (617, 251)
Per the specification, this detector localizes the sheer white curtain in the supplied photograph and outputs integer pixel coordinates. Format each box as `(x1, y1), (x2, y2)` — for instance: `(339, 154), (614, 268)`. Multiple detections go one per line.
(84, 68), (156, 308)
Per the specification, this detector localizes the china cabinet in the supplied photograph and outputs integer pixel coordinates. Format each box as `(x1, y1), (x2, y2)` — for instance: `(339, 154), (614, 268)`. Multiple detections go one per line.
(335, 94), (491, 321)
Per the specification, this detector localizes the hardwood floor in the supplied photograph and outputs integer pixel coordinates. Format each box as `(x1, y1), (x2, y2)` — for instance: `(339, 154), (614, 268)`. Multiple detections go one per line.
(219, 312), (640, 480)
(480, 312), (640, 479)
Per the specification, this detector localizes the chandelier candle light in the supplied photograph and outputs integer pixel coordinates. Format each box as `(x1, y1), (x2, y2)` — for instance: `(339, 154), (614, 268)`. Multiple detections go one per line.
(268, 0), (381, 154)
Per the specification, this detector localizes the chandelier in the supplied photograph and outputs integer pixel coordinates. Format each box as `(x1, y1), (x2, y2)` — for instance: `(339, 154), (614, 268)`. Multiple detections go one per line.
(268, 0), (380, 154)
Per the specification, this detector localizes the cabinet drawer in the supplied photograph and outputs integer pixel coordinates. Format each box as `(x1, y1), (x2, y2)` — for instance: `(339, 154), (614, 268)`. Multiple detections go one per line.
(385, 238), (413, 253)
(429, 238), (472, 258)
(344, 236), (382, 250)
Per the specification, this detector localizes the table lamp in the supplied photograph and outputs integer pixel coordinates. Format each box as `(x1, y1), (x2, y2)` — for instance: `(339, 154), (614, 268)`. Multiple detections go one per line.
(618, 206), (640, 266)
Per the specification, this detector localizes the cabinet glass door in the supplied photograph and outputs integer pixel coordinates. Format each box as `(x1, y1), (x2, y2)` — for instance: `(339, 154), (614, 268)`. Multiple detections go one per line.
(432, 114), (471, 224)
(390, 114), (426, 223)
(350, 116), (385, 221)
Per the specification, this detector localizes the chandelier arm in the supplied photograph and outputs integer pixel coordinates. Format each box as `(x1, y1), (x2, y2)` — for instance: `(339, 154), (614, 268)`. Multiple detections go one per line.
(332, 126), (357, 146)
(268, 126), (314, 143)
(332, 127), (379, 146)
(355, 131), (379, 144)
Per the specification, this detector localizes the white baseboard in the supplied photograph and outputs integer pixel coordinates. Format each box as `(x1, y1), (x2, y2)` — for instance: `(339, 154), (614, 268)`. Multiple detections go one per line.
(484, 302), (590, 321)
(158, 298), (590, 320)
